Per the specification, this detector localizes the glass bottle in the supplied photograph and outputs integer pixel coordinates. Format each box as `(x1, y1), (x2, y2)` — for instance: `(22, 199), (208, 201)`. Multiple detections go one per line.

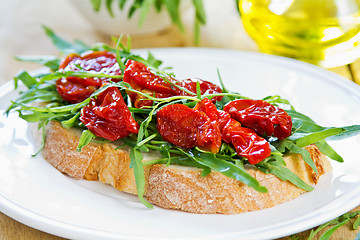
(239, 0), (360, 68)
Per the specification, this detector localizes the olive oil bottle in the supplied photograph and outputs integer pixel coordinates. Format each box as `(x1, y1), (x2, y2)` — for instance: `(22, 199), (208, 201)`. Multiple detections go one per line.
(239, 0), (360, 68)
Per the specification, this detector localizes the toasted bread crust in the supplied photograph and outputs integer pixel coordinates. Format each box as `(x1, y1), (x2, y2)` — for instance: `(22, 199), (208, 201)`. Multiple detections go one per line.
(38, 121), (331, 214)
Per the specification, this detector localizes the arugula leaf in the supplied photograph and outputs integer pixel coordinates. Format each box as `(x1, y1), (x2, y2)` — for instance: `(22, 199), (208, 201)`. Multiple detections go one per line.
(129, 148), (153, 208)
(14, 56), (60, 71)
(318, 219), (349, 240)
(32, 122), (47, 157)
(77, 130), (96, 152)
(146, 51), (163, 68)
(288, 110), (360, 143)
(14, 70), (37, 89)
(61, 112), (81, 129)
(42, 25), (90, 54)
(293, 128), (346, 147)
(258, 161), (313, 191)
(39, 71), (123, 82)
(315, 140), (343, 162)
(354, 215), (360, 230)
(195, 152), (268, 193)
(281, 140), (318, 174)
(308, 210), (360, 240)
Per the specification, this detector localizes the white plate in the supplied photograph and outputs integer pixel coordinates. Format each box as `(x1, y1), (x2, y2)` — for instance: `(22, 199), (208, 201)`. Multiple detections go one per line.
(1, 48), (360, 240)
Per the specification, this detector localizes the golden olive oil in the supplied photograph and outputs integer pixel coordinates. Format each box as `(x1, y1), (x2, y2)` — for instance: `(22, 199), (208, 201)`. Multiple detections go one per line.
(239, 0), (360, 67)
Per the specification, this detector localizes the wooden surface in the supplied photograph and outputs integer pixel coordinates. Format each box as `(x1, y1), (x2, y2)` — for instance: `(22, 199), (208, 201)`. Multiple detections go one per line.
(1, 26), (360, 240)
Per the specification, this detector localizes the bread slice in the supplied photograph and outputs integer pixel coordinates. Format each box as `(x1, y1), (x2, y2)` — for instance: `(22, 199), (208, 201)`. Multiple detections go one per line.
(36, 121), (331, 214)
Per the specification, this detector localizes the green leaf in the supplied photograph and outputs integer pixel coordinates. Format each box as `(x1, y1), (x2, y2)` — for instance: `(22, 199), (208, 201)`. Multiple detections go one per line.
(32, 122), (47, 157)
(259, 161), (313, 191)
(119, 0), (126, 9)
(263, 95), (294, 109)
(129, 148), (153, 208)
(197, 152), (268, 193)
(294, 128), (346, 148)
(217, 68), (229, 94)
(76, 130), (96, 152)
(146, 51), (163, 68)
(200, 167), (211, 177)
(288, 109), (360, 143)
(287, 109), (315, 123)
(138, 0), (155, 27)
(308, 211), (360, 240)
(128, 0), (142, 18)
(136, 133), (157, 149)
(162, 0), (184, 31)
(192, 0), (206, 24)
(154, 0), (163, 11)
(14, 70), (37, 89)
(90, 0), (102, 11)
(353, 215), (360, 230)
(196, 81), (201, 100)
(308, 219), (337, 240)
(114, 35), (127, 73)
(42, 25), (89, 54)
(106, 0), (115, 17)
(318, 219), (349, 240)
(283, 140), (318, 174)
(14, 56), (60, 71)
(61, 112), (81, 129)
(327, 125), (360, 141)
(39, 71), (123, 82)
(315, 140), (343, 162)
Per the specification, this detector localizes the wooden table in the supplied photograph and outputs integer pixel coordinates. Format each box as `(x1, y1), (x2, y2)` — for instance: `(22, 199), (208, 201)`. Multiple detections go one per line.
(0, 26), (360, 240)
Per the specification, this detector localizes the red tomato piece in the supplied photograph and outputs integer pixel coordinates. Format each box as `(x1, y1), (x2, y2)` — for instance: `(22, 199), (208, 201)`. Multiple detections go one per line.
(194, 98), (222, 153)
(123, 60), (223, 108)
(175, 78), (223, 103)
(124, 60), (176, 94)
(224, 99), (292, 140)
(123, 60), (177, 108)
(80, 86), (139, 141)
(221, 118), (271, 164)
(156, 104), (221, 153)
(56, 78), (97, 104)
(193, 97), (219, 121)
(56, 51), (120, 103)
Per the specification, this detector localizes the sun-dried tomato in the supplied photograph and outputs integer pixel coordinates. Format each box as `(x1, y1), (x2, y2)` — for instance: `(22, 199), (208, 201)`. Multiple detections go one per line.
(124, 60), (176, 93)
(80, 86), (139, 141)
(156, 103), (221, 153)
(123, 60), (177, 108)
(175, 78), (223, 103)
(194, 98), (222, 153)
(123, 60), (223, 108)
(194, 97), (219, 121)
(221, 115), (271, 165)
(224, 99), (292, 140)
(56, 78), (97, 104)
(56, 51), (120, 103)
(156, 98), (271, 163)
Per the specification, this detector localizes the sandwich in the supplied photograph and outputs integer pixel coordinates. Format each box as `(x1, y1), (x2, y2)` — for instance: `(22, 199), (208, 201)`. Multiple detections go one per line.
(7, 27), (360, 214)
